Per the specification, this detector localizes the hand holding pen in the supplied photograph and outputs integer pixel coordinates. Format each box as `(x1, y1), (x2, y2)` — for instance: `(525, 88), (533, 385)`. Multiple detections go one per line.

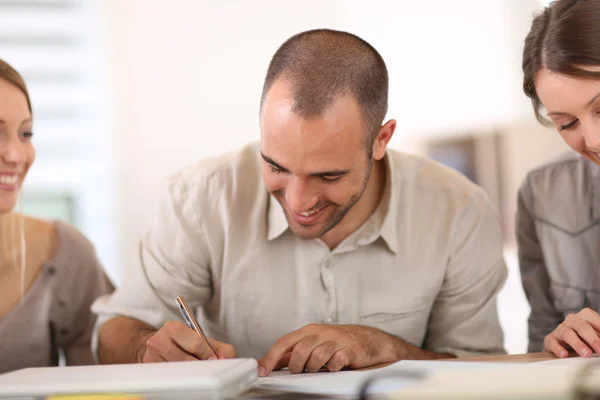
(175, 296), (217, 359)
(137, 296), (236, 362)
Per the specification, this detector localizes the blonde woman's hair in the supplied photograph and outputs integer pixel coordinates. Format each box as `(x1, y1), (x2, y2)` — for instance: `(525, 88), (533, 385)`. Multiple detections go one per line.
(0, 59), (32, 114)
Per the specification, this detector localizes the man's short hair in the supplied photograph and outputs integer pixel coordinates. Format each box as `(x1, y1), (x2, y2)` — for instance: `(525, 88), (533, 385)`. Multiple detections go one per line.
(261, 29), (389, 145)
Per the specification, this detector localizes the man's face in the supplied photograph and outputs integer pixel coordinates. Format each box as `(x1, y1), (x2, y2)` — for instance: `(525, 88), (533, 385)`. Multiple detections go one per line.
(260, 79), (373, 240)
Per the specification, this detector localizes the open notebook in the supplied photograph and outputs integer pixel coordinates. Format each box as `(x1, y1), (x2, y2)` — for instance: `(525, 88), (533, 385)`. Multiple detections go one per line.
(256, 360), (521, 397)
(256, 357), (600, 399)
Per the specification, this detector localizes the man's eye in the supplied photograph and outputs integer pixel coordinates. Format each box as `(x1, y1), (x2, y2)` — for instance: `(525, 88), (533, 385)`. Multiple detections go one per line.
(320, 176), (342, 184)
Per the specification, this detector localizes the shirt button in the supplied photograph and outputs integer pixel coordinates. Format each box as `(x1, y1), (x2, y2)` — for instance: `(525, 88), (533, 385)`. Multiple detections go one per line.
(324, 260), (330, 268)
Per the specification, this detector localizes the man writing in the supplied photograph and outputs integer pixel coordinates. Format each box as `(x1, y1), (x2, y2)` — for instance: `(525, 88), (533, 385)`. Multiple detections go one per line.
(93, 29), (507, 376)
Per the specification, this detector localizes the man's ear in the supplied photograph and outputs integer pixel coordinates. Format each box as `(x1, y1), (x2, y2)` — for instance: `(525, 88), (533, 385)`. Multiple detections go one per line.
(371, 119), (396, 161)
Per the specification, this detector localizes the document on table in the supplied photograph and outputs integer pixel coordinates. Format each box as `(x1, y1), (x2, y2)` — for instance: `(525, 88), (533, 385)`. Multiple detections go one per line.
(255, 360), (520, 398)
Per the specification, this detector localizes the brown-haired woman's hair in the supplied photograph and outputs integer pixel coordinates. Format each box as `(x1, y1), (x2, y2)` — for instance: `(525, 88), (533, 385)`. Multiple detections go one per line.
(523, 0), (600, 125)
(0, 59), (32, 114)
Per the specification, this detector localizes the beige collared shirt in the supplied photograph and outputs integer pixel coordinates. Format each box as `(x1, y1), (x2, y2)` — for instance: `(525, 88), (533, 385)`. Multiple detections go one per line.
(92, 142), (507, 359)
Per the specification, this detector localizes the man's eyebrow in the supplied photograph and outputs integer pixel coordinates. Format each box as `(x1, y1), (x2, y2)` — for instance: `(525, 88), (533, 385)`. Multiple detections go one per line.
(260, 152), (350, 177)
(260, 152), (289, 172)
(310, 169), (349, 177)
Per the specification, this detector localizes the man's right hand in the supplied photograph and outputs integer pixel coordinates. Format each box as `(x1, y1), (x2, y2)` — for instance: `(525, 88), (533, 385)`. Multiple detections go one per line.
(138, 320), (236, 362)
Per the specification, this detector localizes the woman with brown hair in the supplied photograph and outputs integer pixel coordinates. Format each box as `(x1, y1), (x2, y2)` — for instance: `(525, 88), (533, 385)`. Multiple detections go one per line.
(0, 59), (113, 372)
(519, 0), (600, 358)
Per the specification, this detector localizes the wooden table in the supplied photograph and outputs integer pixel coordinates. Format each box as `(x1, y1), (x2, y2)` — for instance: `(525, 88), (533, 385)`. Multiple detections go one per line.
(450, 351), (561, 363)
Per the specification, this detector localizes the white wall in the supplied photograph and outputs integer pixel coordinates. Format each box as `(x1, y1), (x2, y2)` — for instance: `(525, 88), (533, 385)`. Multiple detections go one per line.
(99, 0), (561, 354)
(346, 0), (519, 141)
(99, 0), (352, 280)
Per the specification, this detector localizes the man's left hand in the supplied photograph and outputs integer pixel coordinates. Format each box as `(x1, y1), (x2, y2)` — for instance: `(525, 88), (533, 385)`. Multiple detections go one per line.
(257, 324), (399, 376)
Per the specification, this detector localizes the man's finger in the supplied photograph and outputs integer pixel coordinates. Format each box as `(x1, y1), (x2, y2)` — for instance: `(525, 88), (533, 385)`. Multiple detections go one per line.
(142, 351), (167, 363)
(327, 348), (356, 372)
(305, 341), (337, 373)
(273, 352), (293, 371)
(145, 331), (173, 358)
(163, 340), (202, 362)
(141, 342), (168, 363)
(143, 354), (167, 363)
(288, 335), (319, 374)
(258, 329), (309, 376)
(208, 338), (236, 359)
(170, 326), (215, 360)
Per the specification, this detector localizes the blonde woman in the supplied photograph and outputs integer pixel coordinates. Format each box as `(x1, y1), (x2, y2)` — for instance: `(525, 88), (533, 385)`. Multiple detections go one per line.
(0, 59), (113, 372)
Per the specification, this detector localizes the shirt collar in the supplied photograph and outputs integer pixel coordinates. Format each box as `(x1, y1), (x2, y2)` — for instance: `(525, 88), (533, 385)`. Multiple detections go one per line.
(267, 194), (288, 241)
(377, 153), (399, 254)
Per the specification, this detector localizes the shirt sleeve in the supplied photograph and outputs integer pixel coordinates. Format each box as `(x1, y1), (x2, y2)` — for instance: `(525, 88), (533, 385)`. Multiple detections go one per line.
(91, 176), (214, 358)
(422, 187), (508, 357)
(516, 176), (562, 352)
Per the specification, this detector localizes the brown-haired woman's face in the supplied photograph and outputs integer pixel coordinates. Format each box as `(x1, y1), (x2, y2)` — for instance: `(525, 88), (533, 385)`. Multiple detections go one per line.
(535, 67), (600, 166)
(0, 78), (35, 213)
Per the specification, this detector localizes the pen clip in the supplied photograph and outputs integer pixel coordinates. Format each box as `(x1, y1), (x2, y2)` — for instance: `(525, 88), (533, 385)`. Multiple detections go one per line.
(178, 303), (194, 330)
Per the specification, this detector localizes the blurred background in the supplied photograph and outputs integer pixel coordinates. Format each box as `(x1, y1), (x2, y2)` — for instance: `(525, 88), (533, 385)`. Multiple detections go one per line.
(0, 0), (569, 354)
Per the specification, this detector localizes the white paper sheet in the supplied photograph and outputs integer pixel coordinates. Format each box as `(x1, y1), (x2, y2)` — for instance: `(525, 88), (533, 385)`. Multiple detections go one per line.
(255, 360), (520, 398)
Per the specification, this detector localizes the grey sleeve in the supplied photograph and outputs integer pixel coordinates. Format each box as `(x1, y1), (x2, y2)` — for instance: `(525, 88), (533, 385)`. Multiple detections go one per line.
(423, 188), (507, 357)
(517, 178), (563, 352)
(53, 224), (115, 366)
